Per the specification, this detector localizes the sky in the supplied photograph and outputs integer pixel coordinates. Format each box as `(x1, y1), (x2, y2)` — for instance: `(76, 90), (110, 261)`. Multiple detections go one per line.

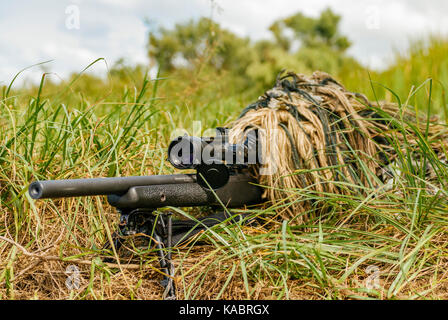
(1, 0), (447, 86)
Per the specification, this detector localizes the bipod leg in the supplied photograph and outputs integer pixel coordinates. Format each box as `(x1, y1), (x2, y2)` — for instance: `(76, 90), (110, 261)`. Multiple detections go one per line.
(102, 211), (129, 263)
(155, 212), (176, 300)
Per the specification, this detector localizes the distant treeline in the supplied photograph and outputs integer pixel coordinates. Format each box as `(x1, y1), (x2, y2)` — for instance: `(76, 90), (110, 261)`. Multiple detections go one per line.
(10, 8), (448, 118)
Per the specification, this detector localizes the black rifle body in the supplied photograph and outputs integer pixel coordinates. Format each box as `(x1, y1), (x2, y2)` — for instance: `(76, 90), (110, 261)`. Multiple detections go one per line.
(29, 172), (262, 209)
(28, 130), (263, 300)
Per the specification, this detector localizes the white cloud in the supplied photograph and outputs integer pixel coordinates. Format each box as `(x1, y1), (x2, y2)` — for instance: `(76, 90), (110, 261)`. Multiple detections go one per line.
(0, 0), (447, 86)
(213, 0), (448, 69)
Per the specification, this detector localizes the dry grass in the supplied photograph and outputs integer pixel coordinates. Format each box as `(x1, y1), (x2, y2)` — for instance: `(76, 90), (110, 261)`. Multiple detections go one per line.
(1, 70), (448, 300)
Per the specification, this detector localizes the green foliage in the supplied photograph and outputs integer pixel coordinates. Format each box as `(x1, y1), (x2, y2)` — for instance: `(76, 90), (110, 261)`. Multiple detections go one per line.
(1, 8), (448, 299)
(1, 61), (448, 299)
(376, 37), (448, 118)
(148, 17), (255, 76)
(148, 9), (357, 90)
(269, 7), (351, 52)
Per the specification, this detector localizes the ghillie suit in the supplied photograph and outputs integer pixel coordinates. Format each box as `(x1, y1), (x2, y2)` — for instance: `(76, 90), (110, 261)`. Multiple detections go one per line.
(229, 71), (448, 223)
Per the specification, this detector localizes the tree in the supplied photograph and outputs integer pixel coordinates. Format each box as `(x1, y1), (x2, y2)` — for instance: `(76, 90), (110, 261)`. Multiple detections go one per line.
(146, 9), (357, 91)
(148, 17), (255, 76)
(269, 8), (351, 52)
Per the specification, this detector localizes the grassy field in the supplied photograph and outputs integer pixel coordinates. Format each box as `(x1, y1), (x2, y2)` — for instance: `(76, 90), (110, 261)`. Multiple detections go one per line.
(1, 38), (448, 300)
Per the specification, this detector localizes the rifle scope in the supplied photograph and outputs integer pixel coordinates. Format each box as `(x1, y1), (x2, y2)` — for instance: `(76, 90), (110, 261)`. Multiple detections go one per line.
(167, 129), (260, 189)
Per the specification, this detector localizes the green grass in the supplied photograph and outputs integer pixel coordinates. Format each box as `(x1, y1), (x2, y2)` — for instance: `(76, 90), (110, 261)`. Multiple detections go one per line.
(1, 39), (448, 299)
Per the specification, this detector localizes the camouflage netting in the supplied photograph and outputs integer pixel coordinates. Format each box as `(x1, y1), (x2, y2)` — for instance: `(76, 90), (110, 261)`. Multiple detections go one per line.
(229, 71), (448, 222)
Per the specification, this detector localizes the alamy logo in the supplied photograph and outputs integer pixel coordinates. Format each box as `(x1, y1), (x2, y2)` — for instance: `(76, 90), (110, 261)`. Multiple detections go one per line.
(65, 4), (80, 30)
(65, 264), (80, 290)
(365, 265), (381, 290)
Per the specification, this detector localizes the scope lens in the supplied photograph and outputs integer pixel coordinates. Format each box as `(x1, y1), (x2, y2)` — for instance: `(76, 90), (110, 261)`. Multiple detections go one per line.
(168, 136), (199, 169)
(181, 147), (194, 166)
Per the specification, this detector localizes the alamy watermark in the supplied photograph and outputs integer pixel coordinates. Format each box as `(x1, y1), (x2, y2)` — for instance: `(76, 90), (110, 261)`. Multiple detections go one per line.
(65, 264), (80, 290)
(365, 265), (381, 290)
(65, 4), (80, 30)
(365, 5), (381, 30)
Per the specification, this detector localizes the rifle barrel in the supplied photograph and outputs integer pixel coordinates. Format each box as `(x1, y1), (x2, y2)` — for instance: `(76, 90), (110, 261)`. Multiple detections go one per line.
(28, 174), (196, 199)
